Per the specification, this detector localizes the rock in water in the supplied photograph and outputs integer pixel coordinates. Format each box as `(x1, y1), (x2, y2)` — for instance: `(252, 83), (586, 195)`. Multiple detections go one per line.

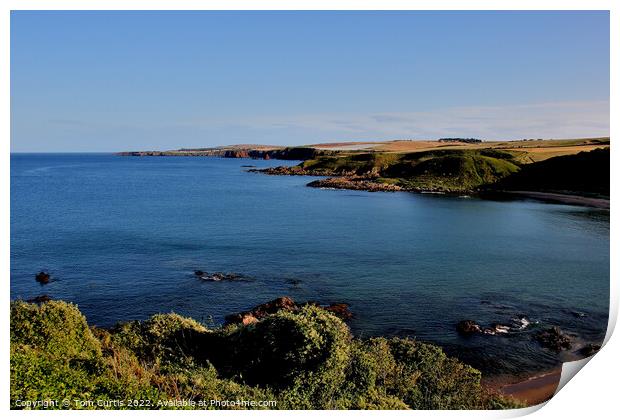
(195, 271), (244, 281)
(535, 326), (573, 351)
(324, 303), (354, 320)
(457, 320), (483, 335)
(512, 316), (531, 330)
(579, 343), (601, 357)
(27, 295), (52, 304)
(490, 324), (511, 334)
(35, 271), (50, 284)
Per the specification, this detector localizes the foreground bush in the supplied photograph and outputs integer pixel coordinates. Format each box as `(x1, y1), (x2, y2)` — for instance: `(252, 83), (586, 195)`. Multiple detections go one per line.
(10, 300), (521, 410)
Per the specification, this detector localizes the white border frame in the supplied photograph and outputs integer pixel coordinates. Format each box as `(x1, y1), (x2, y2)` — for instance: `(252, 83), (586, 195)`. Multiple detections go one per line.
(2, 2), (617, 418)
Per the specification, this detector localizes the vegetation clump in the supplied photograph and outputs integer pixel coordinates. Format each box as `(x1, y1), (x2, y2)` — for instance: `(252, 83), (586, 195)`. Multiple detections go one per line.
(10, 299), (521, 410)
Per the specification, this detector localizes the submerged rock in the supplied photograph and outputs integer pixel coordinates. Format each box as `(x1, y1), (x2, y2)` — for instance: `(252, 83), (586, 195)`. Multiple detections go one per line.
(35, 271), (50, 284)
(535, 326), (573, 352)
(457, 320), (515, 336)
(26, 295), (52, 304)
(285, 278), (303, 286)
(194, 271), (245, 282)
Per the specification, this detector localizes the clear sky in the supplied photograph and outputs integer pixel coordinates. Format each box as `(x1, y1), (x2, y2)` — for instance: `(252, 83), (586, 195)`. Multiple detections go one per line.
(11, 10), (610, 152)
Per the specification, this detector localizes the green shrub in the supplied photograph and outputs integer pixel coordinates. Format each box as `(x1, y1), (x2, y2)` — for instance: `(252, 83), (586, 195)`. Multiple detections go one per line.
(111, 313), (210, 366)
(227, 306), (351, 388)
(10, 301), (162, 409)
(11, 301), (101, 361)
(10, 300), (524, 410)
(384, 337), (484, 409)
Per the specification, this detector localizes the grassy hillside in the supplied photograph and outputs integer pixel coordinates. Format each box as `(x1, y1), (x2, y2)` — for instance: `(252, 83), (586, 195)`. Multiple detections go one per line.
(492, 148), (609, 197)
(10, 300), (520, 410)
(270, 149), (521, 193)
(261, 146), (610, 196)
(380, 150), (520, 191)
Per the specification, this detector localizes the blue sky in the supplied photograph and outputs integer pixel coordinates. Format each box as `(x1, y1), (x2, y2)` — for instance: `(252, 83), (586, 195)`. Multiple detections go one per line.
(11, 11), (609, 152)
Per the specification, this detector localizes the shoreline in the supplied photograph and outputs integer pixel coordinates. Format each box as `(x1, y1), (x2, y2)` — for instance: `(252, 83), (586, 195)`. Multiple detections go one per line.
(485, 368), (562, 406)
(255, 169), (610, 209)
(500, 191), (609, 209)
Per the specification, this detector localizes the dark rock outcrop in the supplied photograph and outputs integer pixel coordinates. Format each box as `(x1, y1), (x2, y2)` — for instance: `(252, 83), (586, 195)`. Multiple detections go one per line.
(224, 297), (353, 325)
(35, 271), (50, 284)
(484, 324), (511, 335)
(195, 271), (244, 282)
(578, 343), (601, 357)
(307, 177), (404, 192)
(457, 320), (512, 336)
(224, 297), (297, 325)
(457, 320), (483, 335)
(535, 326), (573, 352)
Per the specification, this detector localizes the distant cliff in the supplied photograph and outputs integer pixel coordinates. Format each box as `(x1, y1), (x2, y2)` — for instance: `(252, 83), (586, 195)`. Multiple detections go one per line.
(117, 147), (335, 160)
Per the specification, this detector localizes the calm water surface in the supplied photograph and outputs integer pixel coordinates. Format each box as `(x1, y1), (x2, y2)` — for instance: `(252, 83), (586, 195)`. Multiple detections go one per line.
(11, 154), (609, 376)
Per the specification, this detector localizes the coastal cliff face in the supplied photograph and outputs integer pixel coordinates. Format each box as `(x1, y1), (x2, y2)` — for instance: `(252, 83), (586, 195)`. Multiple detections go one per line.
(253, 147), (610, 197)
(117, 142), (610, 198)
(10, 299), (522, 410)
(117, 147), (335, 160)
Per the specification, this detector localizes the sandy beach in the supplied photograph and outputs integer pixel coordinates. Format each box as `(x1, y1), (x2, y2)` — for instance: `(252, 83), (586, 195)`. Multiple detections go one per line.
(486, 369), (562, 406)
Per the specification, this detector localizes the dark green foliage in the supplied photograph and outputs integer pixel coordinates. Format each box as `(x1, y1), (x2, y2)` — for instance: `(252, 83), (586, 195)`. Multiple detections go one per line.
(223, 306), (351, 389)
(111, 313), (210, 365)
(10, 301), (161, 409)
(492, 148), (609, 196)
(10, 300), (523, 410)
(11, 300), (101, 361)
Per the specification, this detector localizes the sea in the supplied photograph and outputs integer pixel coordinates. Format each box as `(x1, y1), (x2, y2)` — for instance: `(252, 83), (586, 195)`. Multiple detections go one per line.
(10, 153), (610, 377)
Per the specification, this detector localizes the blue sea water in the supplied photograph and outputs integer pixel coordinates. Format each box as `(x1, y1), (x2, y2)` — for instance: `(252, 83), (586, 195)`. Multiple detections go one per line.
(10, 153), (609, 376)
